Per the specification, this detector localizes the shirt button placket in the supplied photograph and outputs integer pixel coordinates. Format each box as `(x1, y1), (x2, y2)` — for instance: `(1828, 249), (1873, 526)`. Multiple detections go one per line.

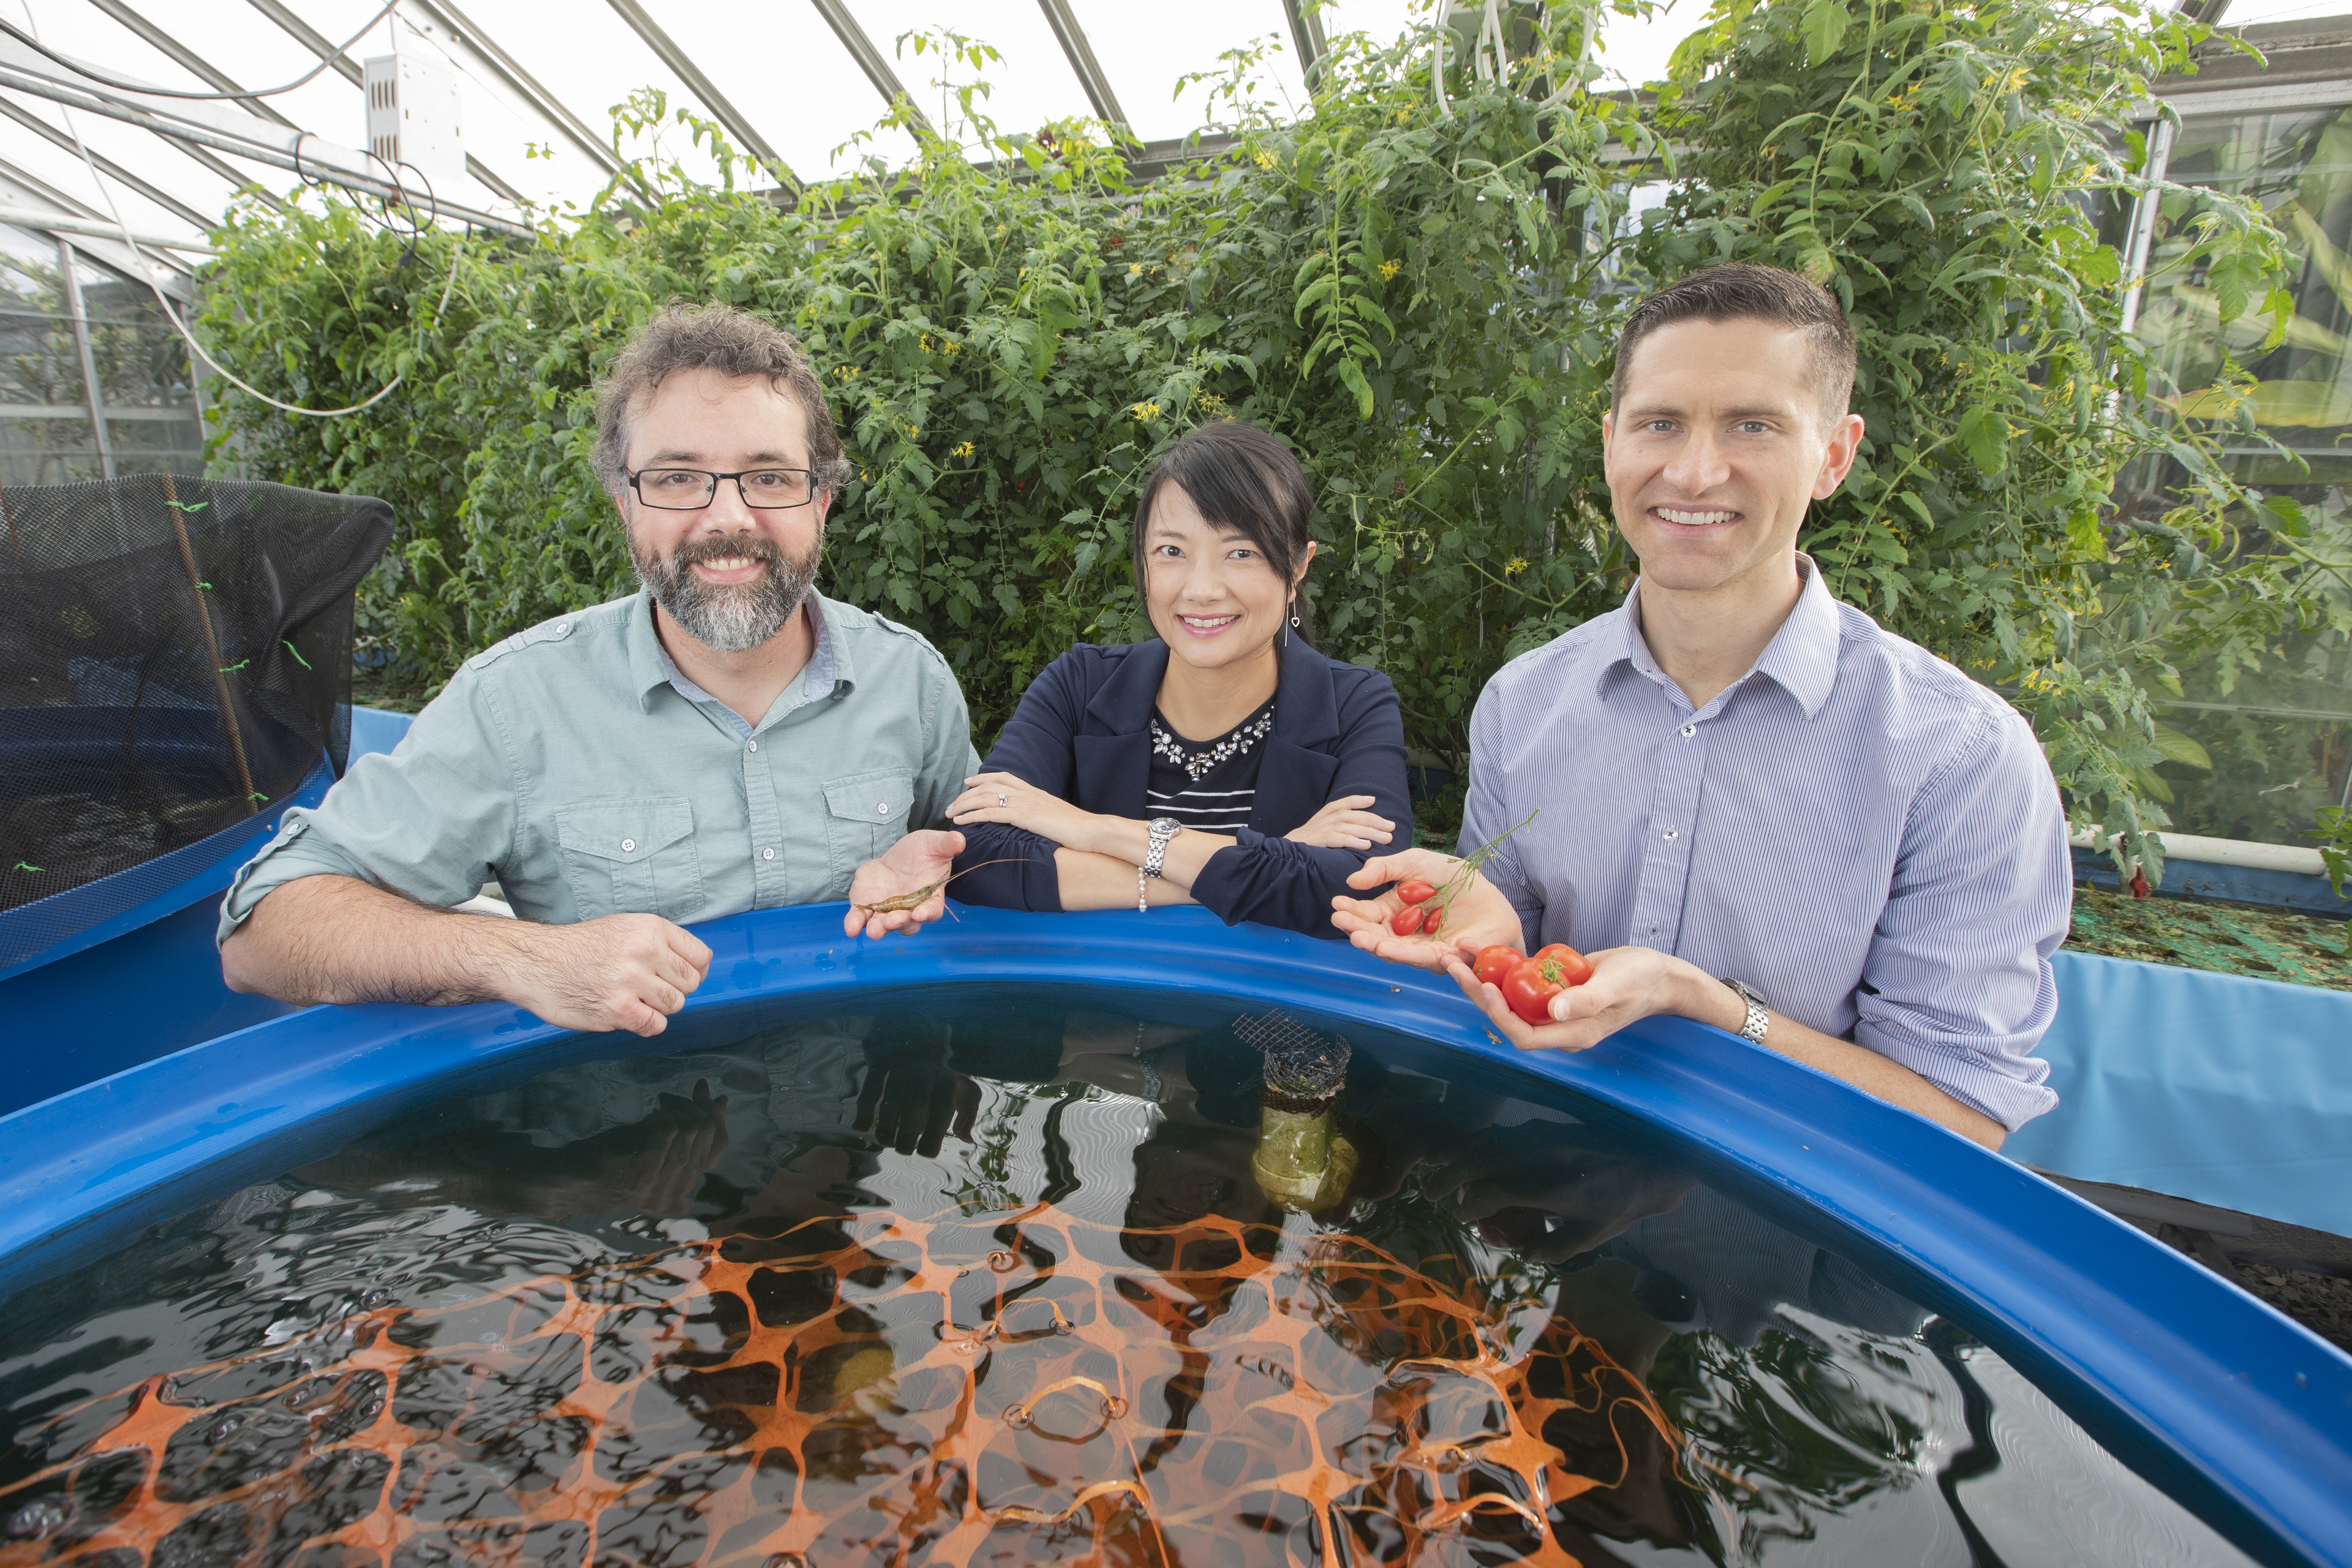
(1629, 705), (1708, 952)
(744, 731), (787, 903)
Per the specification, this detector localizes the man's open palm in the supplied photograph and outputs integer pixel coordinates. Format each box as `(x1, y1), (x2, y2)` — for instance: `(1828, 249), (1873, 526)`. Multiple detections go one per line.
(1330, 848), (1523, 967)
(845, 829), (967, 938)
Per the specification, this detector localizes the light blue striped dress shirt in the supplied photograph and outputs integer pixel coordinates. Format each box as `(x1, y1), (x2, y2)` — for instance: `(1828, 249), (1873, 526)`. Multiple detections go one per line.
(1460, 562), (2071, 1129)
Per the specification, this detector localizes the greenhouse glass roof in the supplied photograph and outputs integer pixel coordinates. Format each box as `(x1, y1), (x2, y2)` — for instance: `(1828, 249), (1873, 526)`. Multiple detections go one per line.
(0, 0), (1737, 280)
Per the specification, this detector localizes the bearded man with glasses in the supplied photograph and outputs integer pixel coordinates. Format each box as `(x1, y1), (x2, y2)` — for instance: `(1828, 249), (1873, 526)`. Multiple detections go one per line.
(219, 305), (980, 1038)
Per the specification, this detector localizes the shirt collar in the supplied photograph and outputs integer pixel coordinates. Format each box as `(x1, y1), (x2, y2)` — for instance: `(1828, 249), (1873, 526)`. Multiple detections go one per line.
(630, 589), (840, 714)
(1602, 555), (1841, 720)
(1751, 558), (1840, 717)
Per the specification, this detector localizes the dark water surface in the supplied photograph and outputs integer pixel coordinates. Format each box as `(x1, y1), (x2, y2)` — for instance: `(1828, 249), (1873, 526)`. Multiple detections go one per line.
(0, 989), (2252, 1566)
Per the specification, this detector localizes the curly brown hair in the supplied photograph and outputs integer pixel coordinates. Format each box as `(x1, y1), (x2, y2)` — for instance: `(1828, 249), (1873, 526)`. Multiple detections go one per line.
(590, 303), (853, 496)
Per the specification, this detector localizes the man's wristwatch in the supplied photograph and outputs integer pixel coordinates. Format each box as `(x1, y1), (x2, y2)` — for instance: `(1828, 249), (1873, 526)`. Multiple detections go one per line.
(1719, 978), (1770, 1046)
(1144, 816), (1182, 880)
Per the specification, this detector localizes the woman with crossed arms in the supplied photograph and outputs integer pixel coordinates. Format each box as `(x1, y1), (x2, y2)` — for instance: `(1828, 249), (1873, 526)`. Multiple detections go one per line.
(946, 420), (1410, 935)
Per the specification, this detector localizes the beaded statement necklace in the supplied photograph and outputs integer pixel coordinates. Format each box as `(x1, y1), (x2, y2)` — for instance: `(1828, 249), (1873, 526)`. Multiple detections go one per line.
(1150, 702), (1276, 784)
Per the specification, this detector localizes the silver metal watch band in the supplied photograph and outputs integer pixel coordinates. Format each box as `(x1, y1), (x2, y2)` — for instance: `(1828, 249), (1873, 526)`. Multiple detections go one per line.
(1720, 977), (1770, 1046)
(1145, 819), (1179, 879)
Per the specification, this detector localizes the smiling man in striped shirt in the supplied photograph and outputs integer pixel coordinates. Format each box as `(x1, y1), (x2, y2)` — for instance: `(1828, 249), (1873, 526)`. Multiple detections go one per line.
(1335, 264), (2071, 1150)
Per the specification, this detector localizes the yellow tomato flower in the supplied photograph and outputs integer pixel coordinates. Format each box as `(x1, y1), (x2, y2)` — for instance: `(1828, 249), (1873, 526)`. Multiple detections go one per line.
(1379, 259), (1402, 281)
(952, 440), (975, 459)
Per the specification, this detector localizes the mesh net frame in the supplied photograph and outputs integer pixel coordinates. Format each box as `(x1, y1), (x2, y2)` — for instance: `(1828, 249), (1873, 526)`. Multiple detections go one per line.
(0, 473), (393, 962)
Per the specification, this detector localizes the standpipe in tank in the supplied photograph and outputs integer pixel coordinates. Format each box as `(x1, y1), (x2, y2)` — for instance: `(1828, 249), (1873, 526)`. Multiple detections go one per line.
(1234, 1009), (1360, 1212)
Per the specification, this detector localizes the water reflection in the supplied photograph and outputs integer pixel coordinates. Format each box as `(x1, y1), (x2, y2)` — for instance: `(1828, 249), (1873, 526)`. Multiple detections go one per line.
(0, 998), (2252, 1567)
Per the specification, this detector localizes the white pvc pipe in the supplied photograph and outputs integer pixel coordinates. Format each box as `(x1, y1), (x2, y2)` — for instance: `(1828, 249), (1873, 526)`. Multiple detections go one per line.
(2071, 828), (2329, 877)
(0, 204), (213, 255)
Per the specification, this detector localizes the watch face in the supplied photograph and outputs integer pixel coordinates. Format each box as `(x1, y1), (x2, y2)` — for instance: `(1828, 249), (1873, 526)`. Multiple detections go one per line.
(1149, 817), (1181, 835)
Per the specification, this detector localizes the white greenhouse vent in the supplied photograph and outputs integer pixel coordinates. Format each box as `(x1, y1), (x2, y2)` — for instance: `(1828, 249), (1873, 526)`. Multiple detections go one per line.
(363, 49), (466, 194)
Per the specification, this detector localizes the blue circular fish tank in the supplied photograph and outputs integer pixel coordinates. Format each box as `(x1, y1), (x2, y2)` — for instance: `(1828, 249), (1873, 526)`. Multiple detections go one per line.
(1, 905), (2346, 1567)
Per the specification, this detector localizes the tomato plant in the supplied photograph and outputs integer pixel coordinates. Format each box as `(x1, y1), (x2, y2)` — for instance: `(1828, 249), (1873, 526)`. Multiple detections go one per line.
(193, 7), (2338, 874)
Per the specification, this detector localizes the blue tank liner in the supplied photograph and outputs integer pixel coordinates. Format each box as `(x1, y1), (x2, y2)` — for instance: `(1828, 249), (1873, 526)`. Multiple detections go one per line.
(2010, 950), (2352, 1235)
(0, 905), (2345, 1568)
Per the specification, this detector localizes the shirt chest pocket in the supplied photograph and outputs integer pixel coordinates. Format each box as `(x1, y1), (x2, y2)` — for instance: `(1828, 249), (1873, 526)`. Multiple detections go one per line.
(554, 796), (706, 921)
(823, 767), (914, 874)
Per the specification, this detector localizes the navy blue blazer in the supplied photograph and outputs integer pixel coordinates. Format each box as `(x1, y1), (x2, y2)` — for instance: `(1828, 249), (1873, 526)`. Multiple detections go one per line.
(952, 635), (1412, 937)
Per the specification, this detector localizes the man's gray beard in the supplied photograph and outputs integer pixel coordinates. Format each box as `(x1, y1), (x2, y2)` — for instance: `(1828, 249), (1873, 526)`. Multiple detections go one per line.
(631, 529), (821, 654)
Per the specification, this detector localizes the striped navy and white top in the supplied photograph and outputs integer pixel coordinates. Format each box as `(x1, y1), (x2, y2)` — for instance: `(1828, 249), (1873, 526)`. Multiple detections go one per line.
(1461, 560), (2072, 1132)
(1146, 696), (1276, 832)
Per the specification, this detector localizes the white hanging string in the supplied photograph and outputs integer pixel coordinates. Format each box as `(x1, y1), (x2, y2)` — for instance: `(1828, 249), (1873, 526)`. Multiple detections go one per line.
(20, 0), (460, 418)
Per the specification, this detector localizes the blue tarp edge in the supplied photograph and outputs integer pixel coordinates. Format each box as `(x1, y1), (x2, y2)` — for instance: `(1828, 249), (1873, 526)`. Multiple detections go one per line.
(2012, 950), (2352, 1234)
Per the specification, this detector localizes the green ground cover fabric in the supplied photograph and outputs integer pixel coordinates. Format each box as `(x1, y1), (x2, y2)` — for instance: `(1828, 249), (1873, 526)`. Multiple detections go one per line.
(2067, 884), (2351, 990)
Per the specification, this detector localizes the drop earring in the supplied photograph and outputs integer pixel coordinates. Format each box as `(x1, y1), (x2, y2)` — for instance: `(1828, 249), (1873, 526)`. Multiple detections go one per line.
(1283, 595), (1295, 647)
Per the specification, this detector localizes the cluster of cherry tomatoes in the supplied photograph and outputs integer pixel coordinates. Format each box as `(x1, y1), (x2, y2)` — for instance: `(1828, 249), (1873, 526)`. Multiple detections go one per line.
(1471, 941), (1594, 1025)
(1385, 875), (1596, 1027)
(1388, 877), (1449, 935)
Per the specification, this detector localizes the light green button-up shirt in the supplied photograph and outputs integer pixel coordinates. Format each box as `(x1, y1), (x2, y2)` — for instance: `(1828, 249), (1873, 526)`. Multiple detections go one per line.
(218, 589), (979, 940)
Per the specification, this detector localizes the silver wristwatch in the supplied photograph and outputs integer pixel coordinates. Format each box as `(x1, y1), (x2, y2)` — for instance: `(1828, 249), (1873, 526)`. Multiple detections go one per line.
(1720, 977), (1770, 1045)
(1144, 816), (1182, 879)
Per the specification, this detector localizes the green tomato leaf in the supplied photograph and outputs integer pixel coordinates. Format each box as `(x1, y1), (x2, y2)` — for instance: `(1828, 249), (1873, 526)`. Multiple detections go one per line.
(1801, 0), (1850, 66)
(1956, 405), (2010, 476)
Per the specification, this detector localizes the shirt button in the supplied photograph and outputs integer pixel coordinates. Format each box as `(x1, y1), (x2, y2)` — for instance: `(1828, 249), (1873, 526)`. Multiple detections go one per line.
(620, 838), (636, 853)
(877, 802), (889, 816)
(1680, 723), (1696, 738)
(554, 622), (571, 636)
(1662, 828), (1678, 842)
(761, 846), (775, 861)
(747, 739), (758, 752)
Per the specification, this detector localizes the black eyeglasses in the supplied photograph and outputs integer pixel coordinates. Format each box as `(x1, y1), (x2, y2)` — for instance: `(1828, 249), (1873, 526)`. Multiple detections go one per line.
(624, 467), (820, 510)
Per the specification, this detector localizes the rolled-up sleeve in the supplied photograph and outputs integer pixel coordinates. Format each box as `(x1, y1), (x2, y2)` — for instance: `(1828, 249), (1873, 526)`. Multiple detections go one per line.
(1189, 669), (1411, 938)
(1853, 703), (2071, 1130)
(217, 666), (521, 943)
(951, 656), (1085, 913)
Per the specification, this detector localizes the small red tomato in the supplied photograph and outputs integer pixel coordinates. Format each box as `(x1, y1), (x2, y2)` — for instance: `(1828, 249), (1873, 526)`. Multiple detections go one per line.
(1423, 905), (1445, 935)
(1531, 943), (1594, 987)
(1473, 945), (1524, 986)
(1501, 957), (1566, 1025)
(1391, 905), (1426, 936)
(1396, 878), (1438, 905)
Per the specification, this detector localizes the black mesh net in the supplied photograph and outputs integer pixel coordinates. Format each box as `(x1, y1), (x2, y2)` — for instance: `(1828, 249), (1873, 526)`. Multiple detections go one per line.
(0, 474), (392, 952)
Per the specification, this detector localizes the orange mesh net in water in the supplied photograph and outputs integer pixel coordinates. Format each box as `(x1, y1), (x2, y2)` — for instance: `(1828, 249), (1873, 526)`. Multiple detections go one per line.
(0, 1200), (1683, 1567)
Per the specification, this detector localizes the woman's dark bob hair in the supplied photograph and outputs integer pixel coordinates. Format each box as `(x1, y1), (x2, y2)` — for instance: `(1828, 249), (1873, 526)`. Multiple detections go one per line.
(1131, 418), (1317, 644)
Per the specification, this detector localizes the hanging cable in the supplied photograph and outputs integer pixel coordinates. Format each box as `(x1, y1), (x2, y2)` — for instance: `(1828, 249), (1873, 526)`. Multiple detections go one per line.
(15, 1), (457, 418)
(0, 0), (400, 102)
